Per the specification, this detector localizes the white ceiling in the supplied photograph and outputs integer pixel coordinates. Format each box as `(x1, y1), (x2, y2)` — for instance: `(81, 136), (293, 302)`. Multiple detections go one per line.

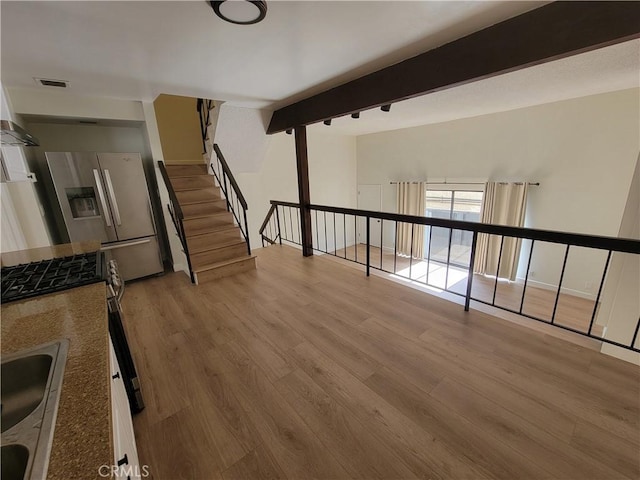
(1, 1), (638, 136)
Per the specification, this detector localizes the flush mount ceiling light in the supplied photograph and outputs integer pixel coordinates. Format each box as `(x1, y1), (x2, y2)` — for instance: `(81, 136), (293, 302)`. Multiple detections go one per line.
(209, 1), (267, 25)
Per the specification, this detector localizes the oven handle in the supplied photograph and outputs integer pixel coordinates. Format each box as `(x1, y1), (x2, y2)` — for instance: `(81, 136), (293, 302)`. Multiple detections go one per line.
(93, 169), (112, 227)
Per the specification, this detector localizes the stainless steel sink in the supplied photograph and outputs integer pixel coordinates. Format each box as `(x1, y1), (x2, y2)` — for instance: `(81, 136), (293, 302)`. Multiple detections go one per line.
(2, 354), (53, 433)
(2, 444), (30, 480)
(1, 340), (69, 480)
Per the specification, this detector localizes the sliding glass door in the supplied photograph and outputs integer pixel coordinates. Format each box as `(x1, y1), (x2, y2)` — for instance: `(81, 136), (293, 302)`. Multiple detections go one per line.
(425, 190), (483, 267)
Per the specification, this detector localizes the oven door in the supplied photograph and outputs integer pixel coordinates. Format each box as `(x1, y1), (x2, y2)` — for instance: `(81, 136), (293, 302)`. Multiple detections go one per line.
(108, 295), (144, 413)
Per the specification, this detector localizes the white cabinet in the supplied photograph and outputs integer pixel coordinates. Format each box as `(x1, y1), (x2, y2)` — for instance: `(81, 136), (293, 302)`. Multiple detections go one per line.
(0, 146), (35, 182)
(109, 339), (142, 479)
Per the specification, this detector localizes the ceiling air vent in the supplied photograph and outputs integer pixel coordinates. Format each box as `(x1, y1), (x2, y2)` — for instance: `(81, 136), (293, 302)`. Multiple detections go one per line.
(34, 78), (69, 88)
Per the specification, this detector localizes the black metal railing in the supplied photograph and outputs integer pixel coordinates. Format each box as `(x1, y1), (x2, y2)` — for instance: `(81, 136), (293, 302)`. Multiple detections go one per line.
(197, 98), (215, 153)
(209, 144), (251, 256)
(157, 161), (196, 283)
(196, 98), (251, 257)
(260, 200), (640, 352)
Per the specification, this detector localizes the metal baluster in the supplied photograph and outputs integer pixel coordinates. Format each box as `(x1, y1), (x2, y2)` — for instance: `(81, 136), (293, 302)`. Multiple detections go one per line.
(465, 231), (479, 312)
(366, 216), (371, 277)
(445, 228), (453, 290)
(493, 236), (505, 305)
(631, 317), (640, 350)
(283, 206), (288, 240)
(324, 211), (328, 253)
(380, 219), (384, 269)
(393, 221), (398, 274)
(275, 206), (282, 245)
(315, 210), (319, 251)
(551, 244), (571, 324)
(588, 250), (612, 336)
(519, 240), (535, 314)
(224, 171), (230, 212)
(426, 226), (433, 286)
(243, 208), (251, 255)
(409, 224), (414, 279)
(355, 216), (358, 263)
(289, 207), (294, 244)
(333, 213), (337, 255)
(343, 214), (347, 259)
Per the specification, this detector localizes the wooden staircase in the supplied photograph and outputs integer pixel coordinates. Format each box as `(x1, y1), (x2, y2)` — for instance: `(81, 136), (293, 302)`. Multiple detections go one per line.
(165, 162), (256, 284)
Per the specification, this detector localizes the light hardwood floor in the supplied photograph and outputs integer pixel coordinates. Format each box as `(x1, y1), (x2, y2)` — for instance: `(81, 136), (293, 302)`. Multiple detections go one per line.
(123, 245), (639, 480)
(334, 243), (604, 336)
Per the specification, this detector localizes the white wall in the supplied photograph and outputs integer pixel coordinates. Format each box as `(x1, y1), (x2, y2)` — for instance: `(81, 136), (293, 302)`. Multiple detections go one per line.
(234, 130), (357, 252)
(214, 104), (272, 173)
(8, 87), (145, 121)
(598, 155), (640, 365)
(142, 101), (189, 276)
(356, 89), (639, 297)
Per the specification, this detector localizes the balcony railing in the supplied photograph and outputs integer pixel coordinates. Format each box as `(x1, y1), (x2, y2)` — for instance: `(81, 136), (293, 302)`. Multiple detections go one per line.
(260, 200), (640, 352)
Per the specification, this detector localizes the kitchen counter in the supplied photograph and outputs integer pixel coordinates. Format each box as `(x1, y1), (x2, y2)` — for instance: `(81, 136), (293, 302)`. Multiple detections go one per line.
(1, 240), (101, 267)
(1, 242), (112, 480)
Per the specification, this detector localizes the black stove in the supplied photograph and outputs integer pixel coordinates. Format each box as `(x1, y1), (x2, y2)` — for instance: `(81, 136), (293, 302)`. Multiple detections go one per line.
(1, 252), (104, 303)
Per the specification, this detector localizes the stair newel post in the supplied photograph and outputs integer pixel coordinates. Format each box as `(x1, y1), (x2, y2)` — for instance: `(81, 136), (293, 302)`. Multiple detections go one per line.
(366, 215), (371, 277)
(275, 205), (282, 245)
(294, 125), (313, 257)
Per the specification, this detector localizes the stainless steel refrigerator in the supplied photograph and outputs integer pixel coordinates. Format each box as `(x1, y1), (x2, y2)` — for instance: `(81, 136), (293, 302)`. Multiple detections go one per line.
(46, 152), (163, 281)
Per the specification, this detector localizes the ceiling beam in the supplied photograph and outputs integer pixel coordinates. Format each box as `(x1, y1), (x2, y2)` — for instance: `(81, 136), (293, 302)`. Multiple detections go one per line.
(267, 1), (640, 134)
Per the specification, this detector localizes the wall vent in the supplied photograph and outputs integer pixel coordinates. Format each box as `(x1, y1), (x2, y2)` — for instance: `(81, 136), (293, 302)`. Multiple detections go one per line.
(34, 78), (69, 88)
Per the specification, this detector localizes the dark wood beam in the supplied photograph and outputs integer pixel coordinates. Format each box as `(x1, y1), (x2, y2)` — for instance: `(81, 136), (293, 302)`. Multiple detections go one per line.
(268, 1), (640, 134)
(294, 125), (313, 256)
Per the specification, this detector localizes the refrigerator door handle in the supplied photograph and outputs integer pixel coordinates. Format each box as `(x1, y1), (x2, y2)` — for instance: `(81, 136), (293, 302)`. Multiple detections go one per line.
(101, 238), (151, 250)
(103, 169), (122, 226)
(93, 169), (112, 227)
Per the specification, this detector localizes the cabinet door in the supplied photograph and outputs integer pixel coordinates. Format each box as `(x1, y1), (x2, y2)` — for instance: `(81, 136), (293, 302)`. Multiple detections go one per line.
(1, 146), (34, 182)
(109, 339), (142, 479)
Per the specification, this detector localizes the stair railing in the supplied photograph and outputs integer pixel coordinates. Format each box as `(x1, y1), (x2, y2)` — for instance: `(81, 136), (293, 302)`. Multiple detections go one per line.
(197, 98), (215, 153)
(260, 199), (640, 353)
(209, 144), (251, 256)
(157, 161), (195, 283)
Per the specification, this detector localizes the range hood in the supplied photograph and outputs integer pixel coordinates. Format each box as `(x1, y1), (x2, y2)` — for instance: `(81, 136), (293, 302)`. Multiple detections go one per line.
(1, 120), (39, 146)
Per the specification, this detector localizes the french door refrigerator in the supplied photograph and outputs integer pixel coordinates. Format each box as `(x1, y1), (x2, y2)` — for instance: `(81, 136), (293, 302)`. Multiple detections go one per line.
(46, 152), (163, 281)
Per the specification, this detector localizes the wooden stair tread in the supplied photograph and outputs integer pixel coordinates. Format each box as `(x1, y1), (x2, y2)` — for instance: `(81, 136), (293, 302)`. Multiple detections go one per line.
(170, 175), (216, 192)
(190, 242), (248, 269)
(185, 223), (238, 238)
(183, 210), (231, 221)
(166, 164), (208, 177)
(182, 209), (228, 220)
(189, 237), (245, 254)
(193, 255), (256, 273)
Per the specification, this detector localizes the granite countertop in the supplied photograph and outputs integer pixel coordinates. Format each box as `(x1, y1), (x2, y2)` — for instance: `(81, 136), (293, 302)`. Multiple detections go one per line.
(1, 240), (101, 267)
(1, 242), (112, 479)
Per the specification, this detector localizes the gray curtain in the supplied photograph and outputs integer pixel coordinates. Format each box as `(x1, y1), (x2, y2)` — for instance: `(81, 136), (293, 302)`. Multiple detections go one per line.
(474, 182), (529, 281)
(396, 182), (425, 258)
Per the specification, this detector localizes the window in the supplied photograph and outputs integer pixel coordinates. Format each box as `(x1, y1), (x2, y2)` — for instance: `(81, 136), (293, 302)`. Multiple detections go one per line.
(425, 189), (483, 267)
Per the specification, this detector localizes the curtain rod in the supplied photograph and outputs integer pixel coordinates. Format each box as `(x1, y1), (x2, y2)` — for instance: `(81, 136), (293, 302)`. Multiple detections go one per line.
(389, 181), (540, 186)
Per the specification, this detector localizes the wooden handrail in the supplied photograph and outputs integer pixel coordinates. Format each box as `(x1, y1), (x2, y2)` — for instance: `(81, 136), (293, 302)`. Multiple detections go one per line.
(259, 204), (276, 235)
(213, 144), (248, 210)
(268, 200), (640, 255)
(158, 161), (183, 220)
